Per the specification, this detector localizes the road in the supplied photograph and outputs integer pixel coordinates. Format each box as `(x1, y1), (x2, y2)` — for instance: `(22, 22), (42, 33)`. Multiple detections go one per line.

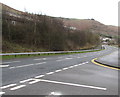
(0, 45), (119, 96)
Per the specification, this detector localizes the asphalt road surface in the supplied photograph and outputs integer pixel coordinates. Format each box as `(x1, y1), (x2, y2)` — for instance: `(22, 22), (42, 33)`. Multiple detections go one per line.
(0, 45), (119, 96)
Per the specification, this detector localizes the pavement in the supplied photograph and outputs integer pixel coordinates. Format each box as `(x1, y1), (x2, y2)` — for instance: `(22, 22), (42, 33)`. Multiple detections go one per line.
(0, 45), (119, 96)
(95, 48), (119, 68)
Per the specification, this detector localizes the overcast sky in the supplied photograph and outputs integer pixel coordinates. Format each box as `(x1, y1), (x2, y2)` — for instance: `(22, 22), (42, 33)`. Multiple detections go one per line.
(1, 0), (119, 26)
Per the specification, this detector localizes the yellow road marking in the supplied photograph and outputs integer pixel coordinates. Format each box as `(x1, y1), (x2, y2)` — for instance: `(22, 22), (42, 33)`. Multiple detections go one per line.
(91, 58), (120, 70)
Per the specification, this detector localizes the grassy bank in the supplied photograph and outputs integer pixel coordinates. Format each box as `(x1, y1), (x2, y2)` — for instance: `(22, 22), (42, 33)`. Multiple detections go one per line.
(2, 49), (103, 60)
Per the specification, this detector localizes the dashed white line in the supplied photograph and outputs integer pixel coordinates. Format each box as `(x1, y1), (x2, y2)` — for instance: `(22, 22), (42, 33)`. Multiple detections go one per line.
(65, 58), (73, 60)
(0, 84), (17, 89)
(0, 92), (5, 95)
(9, 64), (33, 69)
(0, 65), (9, 68)
(33, 59), (42, 60)
(56, 59), (65, 62)
(62, 67), (69, 70)
(55, 69), (62, 72)
(35, 62), (46, 65)
(81, 62), (89, 65)
(46, 72), (55, 75)
(35, 75), (45, 78)
(3, 61), (20, 64)
(20, 78), (34, 83)
(68, 66), (74, 68)
(10, 85), (26, 91)
(29, 79), (41, 84)
(40, 79), (107, 91)
(34, 58), (47, 60)
(56, 58), (72, 62)
(9, 62), (46, 69)
(74, 65), (79, 67)
(43, 58), (47, 60)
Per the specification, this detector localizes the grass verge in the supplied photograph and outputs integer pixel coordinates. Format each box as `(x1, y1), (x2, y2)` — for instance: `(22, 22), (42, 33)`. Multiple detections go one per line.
(2, 49), (103, 60)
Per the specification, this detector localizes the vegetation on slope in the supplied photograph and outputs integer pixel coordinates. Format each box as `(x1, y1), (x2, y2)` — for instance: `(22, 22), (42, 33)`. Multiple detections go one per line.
(2, 4), (100, 53)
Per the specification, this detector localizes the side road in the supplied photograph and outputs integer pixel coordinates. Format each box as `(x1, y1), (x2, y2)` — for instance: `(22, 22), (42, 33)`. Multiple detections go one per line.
(95, 50), (119, 69)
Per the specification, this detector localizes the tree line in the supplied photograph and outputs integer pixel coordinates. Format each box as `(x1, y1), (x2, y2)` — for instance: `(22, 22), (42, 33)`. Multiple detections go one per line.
(2, 13), (100, 52)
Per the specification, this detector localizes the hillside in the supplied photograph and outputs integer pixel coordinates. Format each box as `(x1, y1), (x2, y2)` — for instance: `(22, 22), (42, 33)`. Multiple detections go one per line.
(61, 18), (118, 37)
(1, 3), (118, 53)
(1, 2), (118, 37)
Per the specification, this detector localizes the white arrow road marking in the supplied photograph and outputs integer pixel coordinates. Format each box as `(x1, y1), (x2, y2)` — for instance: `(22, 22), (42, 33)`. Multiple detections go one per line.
(40, 79), (107, 91)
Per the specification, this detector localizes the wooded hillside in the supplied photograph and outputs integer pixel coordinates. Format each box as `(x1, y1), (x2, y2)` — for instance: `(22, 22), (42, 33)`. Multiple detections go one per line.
(2, 3), (100, 52)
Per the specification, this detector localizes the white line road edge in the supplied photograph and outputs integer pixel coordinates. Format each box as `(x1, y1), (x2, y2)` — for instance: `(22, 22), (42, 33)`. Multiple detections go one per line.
(40, 79), (107, 91)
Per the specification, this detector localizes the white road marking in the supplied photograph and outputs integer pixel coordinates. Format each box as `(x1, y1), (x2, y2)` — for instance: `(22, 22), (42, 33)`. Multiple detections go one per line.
(10, 85), (26, 91)
(10, 64), (34, 69)
(34, 58), (47, 60)
(0, 84), (17, 89)
(0, 92), (5, 95)
(56, 58), (72, 62)
(81, 62), (89, 65)
(74, 65), (79, 67)
(49, 91), (62, 95)
(9, 67), (15, 69)
(40, 79), (107, 91)
(0, 65), (9, 68)
(34, 59), (42, 60)
(55, 69), (62, 72)
(9, 62), (46, 69)
(65, 58), (73, 60)
(68, 66), (74, 68)
(35, 62), (46, 65)
(62, 67), (69, 70)
(20, 78), (34, 83)
(35, 75), (45, 78)
(3, 61), (20, 64)
(29, 79), (41, 84)
(46, 72), (55, 75)
(56, 59), (65, 62)
(43, 58), (47, 60)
